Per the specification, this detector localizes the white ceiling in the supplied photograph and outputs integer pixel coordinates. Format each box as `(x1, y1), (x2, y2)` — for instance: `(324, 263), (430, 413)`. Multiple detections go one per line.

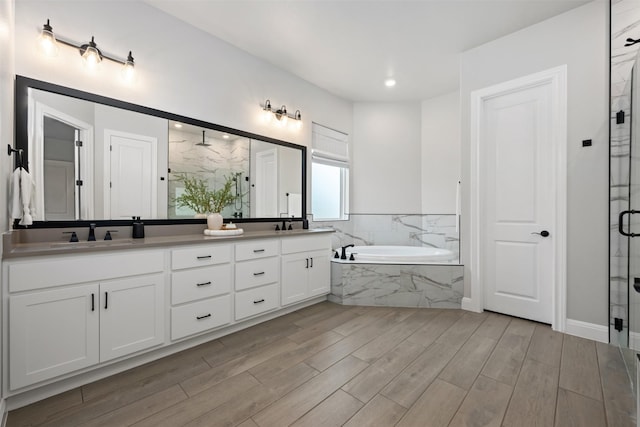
(146, 0), (591, 102)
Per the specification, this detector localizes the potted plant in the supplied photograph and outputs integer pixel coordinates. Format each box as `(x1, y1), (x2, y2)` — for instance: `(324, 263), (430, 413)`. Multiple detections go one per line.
(174, 173), (236, 229)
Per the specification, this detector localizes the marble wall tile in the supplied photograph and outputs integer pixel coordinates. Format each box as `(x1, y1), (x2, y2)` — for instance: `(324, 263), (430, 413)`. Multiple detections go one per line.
(311, 213), (460, 262)
(168, 128), (250, 218)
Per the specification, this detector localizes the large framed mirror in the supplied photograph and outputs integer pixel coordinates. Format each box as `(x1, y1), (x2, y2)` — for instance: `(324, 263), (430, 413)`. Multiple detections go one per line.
(14, 75), (306, 227)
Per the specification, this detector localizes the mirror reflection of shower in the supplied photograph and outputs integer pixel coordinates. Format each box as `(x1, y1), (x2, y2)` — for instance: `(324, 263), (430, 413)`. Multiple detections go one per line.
(233, 171), (246, 218)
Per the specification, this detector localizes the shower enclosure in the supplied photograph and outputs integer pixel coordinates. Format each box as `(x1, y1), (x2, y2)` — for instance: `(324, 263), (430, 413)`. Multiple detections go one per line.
(611, 0), (640, 349)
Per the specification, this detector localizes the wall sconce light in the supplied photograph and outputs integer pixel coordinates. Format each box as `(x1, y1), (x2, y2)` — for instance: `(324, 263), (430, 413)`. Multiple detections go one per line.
(38, 18), (135, 79)
(261, 99), (302, 129)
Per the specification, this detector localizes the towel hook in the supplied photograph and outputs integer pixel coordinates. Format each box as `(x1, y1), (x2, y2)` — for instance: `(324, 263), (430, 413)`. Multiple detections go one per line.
(7, 144), (24, 168)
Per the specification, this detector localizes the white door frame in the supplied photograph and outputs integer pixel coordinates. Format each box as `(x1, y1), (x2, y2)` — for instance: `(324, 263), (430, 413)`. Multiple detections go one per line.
(468, 65), (567, 332)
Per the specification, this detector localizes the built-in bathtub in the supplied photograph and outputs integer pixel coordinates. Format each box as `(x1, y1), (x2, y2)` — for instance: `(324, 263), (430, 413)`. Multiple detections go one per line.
(330, 245), (463, 309)
(342, 245), (456, 264)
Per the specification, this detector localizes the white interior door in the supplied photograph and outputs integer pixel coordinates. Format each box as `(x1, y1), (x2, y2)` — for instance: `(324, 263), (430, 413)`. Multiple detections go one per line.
(255, 148), (278, 217)
(44, 160), (75, 220)
(105, 130), (157, 219)
(475, 70), (566, 325)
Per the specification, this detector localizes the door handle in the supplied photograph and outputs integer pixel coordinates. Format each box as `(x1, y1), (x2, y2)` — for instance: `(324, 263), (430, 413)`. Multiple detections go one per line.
(619, 210), (640, 237)
(531, 230), (550, 237)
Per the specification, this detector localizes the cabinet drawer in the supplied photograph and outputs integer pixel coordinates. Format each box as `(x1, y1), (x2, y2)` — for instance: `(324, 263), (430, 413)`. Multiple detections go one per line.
(171, 265), (231, 305)
(281, 235), (331, 255)
(8, 251), (164, 292)
(171, 245), (231, 270)
(235, 240), (279, 261)
(235, 283), (279, 321)
(171, 295), (231, 340)
(235, 257), (278, 291)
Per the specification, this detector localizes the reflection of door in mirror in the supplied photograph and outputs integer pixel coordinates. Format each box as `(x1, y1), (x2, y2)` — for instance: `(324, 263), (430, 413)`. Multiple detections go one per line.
(43, 117), (77, 220)
(254, 146), (278, 217)
(250, 139), (303, 218)
(32, 95), (95, 221)
(104, 130), (157, 219)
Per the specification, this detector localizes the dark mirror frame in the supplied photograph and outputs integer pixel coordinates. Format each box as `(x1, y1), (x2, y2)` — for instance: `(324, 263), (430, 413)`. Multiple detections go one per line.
(13, 75), (307, 229)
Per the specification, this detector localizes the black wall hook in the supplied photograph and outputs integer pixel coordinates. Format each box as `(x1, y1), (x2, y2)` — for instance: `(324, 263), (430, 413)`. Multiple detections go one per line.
(7, 144), (24, 168)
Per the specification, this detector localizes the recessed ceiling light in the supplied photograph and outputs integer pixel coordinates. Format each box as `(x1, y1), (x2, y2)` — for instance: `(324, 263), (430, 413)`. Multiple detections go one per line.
(222, 134), (229, 139)
(384, 78), (396, 87)
(174, 123), (183, 128)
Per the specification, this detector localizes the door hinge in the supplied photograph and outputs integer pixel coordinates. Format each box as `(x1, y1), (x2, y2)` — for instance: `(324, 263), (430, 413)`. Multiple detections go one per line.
(110, 182), (112, 188)
(76, 180), (83, 186)
(75, 140), (83, 147)
(110, 145), (113, 151)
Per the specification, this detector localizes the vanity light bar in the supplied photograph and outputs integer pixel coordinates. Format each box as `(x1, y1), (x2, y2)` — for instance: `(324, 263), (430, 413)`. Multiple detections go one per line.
(261, 99), (302, 128)
(38, 19), (135, 78)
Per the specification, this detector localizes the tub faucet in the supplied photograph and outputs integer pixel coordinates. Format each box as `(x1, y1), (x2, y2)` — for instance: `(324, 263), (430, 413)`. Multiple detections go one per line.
(341, 244), (354, 260)
(88, 223), (96, 241)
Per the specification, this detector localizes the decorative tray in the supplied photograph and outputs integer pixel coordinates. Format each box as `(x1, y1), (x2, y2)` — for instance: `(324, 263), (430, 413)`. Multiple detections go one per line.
(203, 228), (244, 236)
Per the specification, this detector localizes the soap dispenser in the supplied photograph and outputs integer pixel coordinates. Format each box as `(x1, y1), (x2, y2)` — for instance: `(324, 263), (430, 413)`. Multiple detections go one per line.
(132, 216), (145, 239)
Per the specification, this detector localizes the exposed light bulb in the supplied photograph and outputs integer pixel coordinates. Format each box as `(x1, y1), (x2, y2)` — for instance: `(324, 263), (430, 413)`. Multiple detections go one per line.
(81, 36), (102, 68)
(293, 110), (302, 130)
(38, 19), (58, 57)
(122, 51), (135, 81)
(262, 100), (272, 123)
(276, 105), (288, 126)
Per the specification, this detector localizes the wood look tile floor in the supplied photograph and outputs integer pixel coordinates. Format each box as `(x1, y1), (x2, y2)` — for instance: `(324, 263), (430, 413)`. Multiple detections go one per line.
(7, 302), (636, 427)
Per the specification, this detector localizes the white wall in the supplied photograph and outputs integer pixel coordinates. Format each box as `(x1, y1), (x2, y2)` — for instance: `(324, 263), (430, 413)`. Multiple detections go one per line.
(460, 0), (609, 326)
(421, 91), (460, 214)
(13, 1), (353, 215)
(351, 102), (422, 214)
(1, 1), (14, 233)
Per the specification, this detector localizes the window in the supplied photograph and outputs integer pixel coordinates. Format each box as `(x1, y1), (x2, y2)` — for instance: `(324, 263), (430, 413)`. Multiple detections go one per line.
(311, 123), (349, 221)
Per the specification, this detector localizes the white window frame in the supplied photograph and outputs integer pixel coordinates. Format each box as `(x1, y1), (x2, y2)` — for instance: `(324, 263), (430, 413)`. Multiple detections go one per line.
(311, 123), (349, 221)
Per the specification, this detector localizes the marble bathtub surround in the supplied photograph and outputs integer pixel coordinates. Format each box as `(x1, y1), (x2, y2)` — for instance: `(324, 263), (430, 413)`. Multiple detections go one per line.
(330, 262), (463, 308)
(312, 213), (460, 263)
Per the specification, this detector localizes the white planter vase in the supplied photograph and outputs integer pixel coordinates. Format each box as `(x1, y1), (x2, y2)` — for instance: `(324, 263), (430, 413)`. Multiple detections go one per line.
(207, 213), (223, 230)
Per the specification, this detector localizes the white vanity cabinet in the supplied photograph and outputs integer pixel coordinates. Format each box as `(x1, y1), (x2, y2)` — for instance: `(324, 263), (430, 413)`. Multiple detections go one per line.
(234, 240), (280, 320)
(7, 251), (165, 390)
(10, 285), (99, 389)
(170, 244), (233, 340)
(281, 235), (331, 306)
(3, 231), (333, 400)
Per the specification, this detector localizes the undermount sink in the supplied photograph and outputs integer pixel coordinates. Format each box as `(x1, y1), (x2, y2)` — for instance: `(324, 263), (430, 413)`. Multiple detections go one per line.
(50, 239), (135, 249)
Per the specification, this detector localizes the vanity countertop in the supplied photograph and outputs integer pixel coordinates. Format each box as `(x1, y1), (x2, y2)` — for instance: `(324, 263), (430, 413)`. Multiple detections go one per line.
(2, 228), (334, 259)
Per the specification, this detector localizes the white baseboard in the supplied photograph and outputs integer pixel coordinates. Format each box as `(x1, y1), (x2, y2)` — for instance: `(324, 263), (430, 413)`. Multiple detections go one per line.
(565, 319), (608, 343)
(629, 332), (640, 352)
(461, 297), (482, 313)
(0, 398), (6, 427)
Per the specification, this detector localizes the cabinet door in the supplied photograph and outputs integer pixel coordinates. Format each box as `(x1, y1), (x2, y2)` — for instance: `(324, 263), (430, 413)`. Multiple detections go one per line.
(307, 249), (331, 297)
(100, 273), (165, 362)
(281, 252), (310, 306)
(10, 285), (99, 389)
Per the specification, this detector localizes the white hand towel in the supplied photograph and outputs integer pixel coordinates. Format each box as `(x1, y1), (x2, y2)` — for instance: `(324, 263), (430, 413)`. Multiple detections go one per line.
(9, 168), (22, 220)
(19, 168), (35, 226)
